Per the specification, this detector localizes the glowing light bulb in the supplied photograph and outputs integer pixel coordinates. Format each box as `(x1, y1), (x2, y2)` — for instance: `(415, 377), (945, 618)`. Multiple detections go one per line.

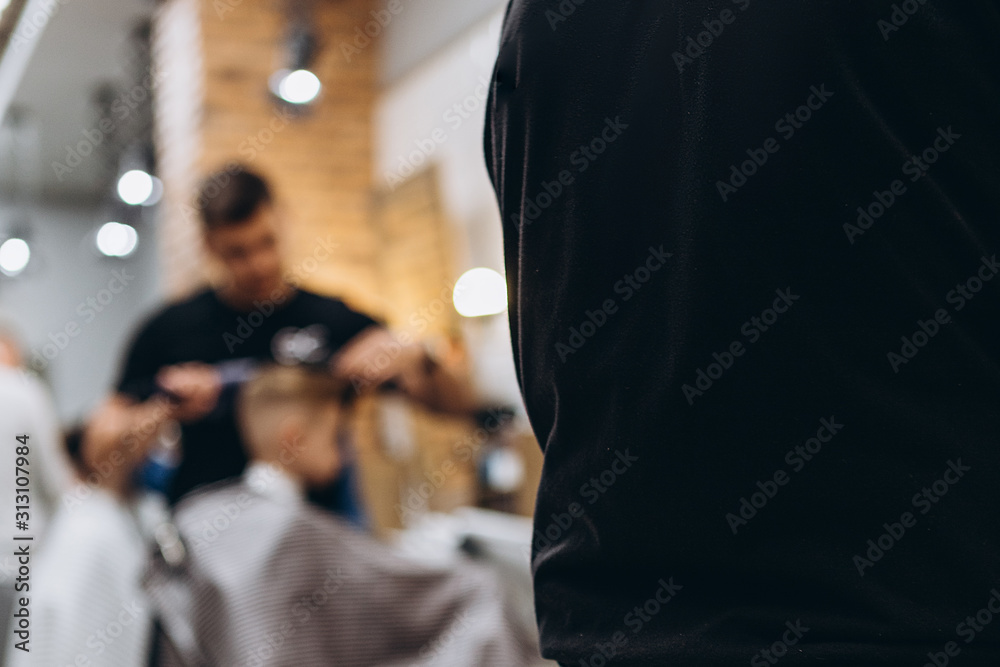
(453, 268), (508, 317)
(0, 238), (30, 276)
(277, 69), (321, 104)
(96, 222), (138, 257)
(117, 170), (154, 205)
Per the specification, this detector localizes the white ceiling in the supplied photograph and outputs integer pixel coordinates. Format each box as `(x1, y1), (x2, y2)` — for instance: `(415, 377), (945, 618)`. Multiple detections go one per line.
(379, 0), (505, 85)
(2, 0), (153, 199)
(0, 0), (507, 198)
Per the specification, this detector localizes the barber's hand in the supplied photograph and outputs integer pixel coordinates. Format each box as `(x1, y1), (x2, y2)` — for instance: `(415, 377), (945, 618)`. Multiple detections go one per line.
(156, 362), (223, 423)
(329, 327), (423, 389)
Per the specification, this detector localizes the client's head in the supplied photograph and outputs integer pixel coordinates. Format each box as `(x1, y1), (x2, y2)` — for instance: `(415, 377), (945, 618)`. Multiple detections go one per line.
(236, 364), (350, 489)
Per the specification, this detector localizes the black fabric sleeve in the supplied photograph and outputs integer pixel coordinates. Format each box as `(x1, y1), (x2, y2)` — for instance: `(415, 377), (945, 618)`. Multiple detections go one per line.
(115, 314), (168, 401)
(486, 1), (1000, 665)
(335, 300), (382, 345)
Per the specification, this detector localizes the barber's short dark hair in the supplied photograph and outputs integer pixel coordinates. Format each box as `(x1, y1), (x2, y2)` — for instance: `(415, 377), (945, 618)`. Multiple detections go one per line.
(197, 164), (272, 230)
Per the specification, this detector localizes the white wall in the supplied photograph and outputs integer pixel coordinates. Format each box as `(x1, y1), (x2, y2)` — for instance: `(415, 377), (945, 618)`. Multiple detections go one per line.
(374, 6), (524, 411)
(0, 201), (162, 424)
(378, 0), (507, 85)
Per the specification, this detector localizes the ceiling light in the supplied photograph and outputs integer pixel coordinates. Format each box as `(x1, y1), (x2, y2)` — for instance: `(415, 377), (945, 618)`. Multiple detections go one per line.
(272, 69), (321, 105)
(96, 222), (138, 257)
(117, 170), (154, 205)
(0, 238), (30, 276)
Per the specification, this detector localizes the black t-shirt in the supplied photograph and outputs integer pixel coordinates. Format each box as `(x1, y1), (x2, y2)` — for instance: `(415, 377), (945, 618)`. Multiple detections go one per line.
(116, 287), (378, 503)
(486, 2), (1000, 665)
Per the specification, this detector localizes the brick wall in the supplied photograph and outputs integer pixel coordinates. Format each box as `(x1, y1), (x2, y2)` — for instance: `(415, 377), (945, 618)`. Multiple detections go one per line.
(154, 0), (380, 312)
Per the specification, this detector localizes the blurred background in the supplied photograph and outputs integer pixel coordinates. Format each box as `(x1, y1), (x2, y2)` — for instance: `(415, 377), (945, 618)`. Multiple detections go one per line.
(0, 0), (540, 534)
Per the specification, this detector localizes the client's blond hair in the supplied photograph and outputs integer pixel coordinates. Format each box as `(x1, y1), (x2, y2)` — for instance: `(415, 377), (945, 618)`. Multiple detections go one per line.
(236, 364), (351, 457)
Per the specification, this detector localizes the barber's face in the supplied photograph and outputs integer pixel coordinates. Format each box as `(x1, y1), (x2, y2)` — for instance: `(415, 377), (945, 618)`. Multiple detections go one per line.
(205, 204), (285, 302)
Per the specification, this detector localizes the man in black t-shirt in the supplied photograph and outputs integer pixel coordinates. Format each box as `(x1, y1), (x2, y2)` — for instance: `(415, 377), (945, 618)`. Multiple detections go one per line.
(485, 1), (1000, 665)
(116, 286), (380, 510)
(84, 165), (477, 508)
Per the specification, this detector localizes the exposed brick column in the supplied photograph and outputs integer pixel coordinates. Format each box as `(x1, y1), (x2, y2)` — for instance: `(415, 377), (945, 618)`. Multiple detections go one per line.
(152, 0), (380, 311)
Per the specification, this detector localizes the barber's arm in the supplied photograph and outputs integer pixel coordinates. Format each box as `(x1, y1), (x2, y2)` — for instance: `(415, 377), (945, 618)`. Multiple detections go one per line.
(82, 393), (174, 495)
(329, 326), (479, 415)
(81, 362), (222, 495)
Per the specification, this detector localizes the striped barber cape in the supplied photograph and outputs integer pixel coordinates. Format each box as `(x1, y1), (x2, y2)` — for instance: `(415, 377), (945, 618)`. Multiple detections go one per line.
(143, 462), (532, 666)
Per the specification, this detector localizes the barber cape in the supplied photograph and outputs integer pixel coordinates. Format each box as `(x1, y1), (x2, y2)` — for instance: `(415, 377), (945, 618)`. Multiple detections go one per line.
(9, 487), (157, 667)
(144, 462), (529, 666)
(0, 368), (81, 665)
